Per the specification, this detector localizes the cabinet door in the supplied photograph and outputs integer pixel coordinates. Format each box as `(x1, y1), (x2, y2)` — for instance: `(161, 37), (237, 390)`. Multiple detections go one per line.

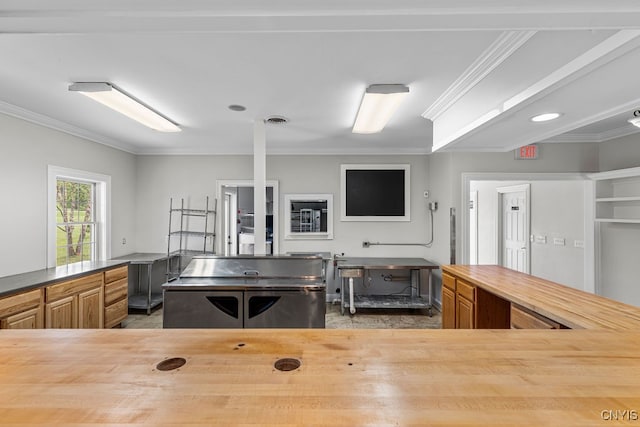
(456, 296), (475, 329)
(441, 286), (456, 329)
(46, 296), (77, 328)
(78, 286), (104, 329)
(1, 306), (44, 329)
(104, 298), (128, 329)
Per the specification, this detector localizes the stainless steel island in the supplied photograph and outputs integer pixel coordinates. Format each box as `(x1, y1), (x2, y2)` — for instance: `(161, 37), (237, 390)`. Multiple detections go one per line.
(162, 255), (326, 328)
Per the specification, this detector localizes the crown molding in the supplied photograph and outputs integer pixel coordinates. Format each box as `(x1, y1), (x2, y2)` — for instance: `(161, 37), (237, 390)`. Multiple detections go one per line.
(422, 30), (535, 121)
(544, 125), (640, 143)
(0, 100), (136, 154)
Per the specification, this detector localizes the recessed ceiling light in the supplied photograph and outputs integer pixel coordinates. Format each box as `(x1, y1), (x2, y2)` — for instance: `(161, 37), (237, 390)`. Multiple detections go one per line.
(530, 113), (561, 122)
(228, 104), (246, 112)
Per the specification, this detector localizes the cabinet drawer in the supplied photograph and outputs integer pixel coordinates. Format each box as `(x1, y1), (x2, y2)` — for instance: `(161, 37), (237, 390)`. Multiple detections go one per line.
(46, 273), (103, 302)
(442, 272), (456, 291)
(456, 279), (476, 302)
(104, 278), (128, 306)
(511, 304), (561, 329)
(104, 266), (128, 284)
(0, 289), (42, 317)
(105, 298), (128, 328)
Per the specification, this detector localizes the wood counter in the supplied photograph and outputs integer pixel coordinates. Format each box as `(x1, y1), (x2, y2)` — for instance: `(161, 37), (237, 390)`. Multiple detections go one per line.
(442, 265), (640, 330)
(0, 328), (639, 425)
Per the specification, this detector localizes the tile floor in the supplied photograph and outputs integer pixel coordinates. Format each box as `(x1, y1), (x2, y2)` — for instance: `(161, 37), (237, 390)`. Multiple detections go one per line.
(123, 303), (442, 329)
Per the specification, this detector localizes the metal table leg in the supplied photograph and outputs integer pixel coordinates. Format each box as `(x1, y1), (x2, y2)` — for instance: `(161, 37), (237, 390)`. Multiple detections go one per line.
(146, 263), (153, 315)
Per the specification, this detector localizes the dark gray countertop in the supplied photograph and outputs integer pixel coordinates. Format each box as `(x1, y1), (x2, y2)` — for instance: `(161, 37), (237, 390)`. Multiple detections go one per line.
(0, 260), (129, 298)
(335, 257), (439, 270)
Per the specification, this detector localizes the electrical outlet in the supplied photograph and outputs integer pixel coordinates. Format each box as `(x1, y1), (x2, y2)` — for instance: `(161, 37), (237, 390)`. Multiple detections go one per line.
(574, 240), (584, 248)
(121, 238), (126, 245)
(428, 201), (438, 211)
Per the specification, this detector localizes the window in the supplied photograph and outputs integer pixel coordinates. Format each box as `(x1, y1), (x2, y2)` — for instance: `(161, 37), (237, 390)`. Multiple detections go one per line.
(284, 194), (333, 240)
(48, 166), (110, 268)
(56, 179), (96, 266)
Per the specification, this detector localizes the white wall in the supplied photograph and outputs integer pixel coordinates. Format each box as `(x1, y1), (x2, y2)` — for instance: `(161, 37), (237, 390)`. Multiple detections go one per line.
(135, 154), (430, 255)
(425, 143), (599, 305)
(470, 180), (586, 290)
(134, 154), (430, 296)
(0, 113), (136, 277)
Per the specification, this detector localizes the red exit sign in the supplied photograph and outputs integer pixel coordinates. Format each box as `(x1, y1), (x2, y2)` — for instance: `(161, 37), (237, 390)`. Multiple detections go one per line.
(515, 144), (538, 160)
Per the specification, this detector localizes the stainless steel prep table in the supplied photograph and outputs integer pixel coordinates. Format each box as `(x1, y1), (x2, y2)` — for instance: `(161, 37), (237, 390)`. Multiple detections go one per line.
(111, 252), (174, 315)
(335, 257), (439, 315)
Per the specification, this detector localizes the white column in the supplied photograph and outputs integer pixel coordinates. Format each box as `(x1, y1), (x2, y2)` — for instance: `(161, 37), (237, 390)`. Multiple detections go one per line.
(253, 119), (266, 255)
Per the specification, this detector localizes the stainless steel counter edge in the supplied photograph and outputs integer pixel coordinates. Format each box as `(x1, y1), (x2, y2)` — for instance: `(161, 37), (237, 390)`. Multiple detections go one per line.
(0, 260), (130, 298)
(163, 279), (326, 291)
(335, 257), (439, 270)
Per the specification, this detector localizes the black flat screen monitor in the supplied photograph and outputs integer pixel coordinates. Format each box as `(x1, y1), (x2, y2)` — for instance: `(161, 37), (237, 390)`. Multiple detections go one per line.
(341, 164), (410, 221)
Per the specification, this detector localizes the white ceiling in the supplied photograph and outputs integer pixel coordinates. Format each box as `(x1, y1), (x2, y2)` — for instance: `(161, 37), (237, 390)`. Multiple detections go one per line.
(1, 0), (640, 155)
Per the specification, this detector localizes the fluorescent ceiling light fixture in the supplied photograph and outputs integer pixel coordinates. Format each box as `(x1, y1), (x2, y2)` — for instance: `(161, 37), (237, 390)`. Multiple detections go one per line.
(352, 84), (409, 134)
(530, 112), (561, 122)
(68, 82), (180, 132)
(628, 117), (640, 128)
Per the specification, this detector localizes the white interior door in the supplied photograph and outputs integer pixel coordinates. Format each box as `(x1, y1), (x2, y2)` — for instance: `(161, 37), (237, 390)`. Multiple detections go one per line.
(497, 184), (530, 273)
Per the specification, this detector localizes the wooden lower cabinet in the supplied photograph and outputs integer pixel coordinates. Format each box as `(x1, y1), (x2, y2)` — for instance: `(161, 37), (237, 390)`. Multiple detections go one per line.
(456, 295), (475, 329)
(441, 272), (510, 329)
(78, 286), (104, 329)
(103, 266), (128, 328)
(46, 295), (77, 328)
(441, 285), (456, 329)
(511, 303), (567, 329)
(1, 306), (44, 329)
(2, 265), (126, 330)
(0, 289), (44, 329)
(45, 273), (104, 329)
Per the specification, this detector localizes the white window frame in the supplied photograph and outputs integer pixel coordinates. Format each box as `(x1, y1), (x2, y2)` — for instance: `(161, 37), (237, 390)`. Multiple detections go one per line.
(284, 194), (334, 240)
(48, 166), (111, 268)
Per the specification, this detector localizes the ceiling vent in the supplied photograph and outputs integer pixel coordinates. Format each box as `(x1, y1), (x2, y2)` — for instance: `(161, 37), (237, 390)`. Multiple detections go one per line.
(265, 115), (288, 124)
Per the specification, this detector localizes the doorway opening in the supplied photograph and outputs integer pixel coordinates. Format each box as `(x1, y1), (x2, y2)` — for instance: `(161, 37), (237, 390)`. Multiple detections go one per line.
(461, 173), (593, 292)
(217, 180), (279, 255)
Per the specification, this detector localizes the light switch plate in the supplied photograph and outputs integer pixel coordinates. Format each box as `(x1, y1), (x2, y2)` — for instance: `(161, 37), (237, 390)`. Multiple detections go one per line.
(574, 240), (584, 248)
(553, 237), (565, 246)
(535, 235), (547, 244)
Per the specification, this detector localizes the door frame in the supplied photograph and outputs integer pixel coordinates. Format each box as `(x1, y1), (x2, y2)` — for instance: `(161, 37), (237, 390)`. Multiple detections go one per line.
(461, 172), (594, 292)
(469, 190), (478, 264)
(496, 183), (531, 274)
(216, 179), (279, 255)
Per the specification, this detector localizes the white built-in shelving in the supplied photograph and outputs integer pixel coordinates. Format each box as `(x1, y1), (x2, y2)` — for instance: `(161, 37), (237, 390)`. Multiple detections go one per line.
(589, 166), (640, 224)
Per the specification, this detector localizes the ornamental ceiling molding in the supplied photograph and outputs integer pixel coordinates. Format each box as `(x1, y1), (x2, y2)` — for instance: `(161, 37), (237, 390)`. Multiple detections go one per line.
(421, 30), (536, 121)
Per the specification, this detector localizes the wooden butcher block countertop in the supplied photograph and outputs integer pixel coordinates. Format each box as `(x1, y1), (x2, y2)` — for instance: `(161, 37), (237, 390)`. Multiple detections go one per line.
(1, 329), (639, 426)
(442, 265), (640, 330)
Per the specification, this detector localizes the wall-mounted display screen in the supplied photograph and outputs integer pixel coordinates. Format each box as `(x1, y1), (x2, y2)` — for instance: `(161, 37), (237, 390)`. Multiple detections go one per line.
(341, 164), (410, 221)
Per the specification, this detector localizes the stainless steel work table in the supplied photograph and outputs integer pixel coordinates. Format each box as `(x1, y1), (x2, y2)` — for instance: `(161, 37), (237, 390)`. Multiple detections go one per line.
(111, 252), (171, 315)
(335, 257), (439, 315)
